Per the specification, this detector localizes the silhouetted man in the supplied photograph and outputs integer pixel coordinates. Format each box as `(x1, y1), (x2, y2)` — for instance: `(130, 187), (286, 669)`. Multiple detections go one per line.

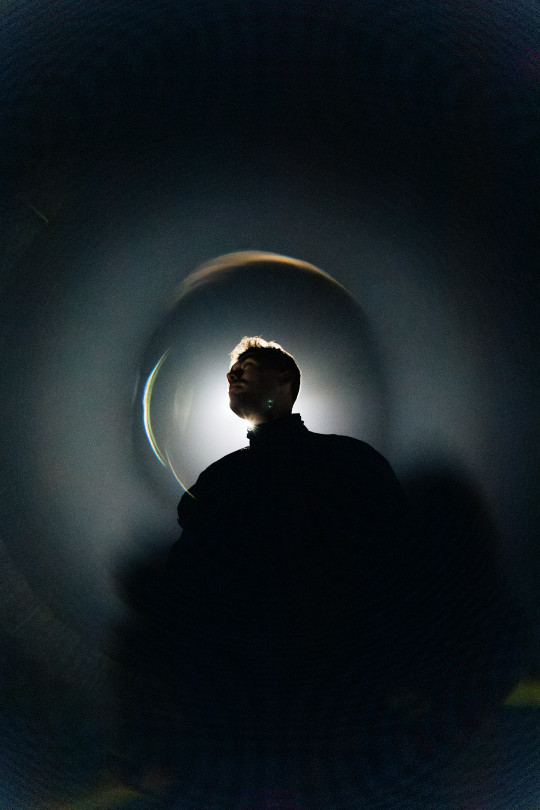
(116, 337), (520, 791)
(167, 337), (407, 743)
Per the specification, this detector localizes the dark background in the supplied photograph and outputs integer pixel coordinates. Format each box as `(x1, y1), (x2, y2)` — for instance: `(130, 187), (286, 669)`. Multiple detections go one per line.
(0, 1), (538, 807)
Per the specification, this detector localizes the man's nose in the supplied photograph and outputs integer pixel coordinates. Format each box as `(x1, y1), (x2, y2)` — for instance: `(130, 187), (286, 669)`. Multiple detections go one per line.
(227, 368), (242, 383)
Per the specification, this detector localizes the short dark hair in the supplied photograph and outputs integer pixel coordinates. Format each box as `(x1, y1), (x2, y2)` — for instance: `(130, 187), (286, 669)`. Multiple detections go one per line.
(230, 336), (301, 404)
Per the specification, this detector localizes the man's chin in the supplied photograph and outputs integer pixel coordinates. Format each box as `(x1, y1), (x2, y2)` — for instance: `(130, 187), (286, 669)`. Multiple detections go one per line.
(228, 399), (249, 421)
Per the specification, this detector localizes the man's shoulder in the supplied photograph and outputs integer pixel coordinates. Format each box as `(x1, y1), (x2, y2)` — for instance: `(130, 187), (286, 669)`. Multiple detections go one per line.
(305, 429), (384, 457)
(178, 447), (248, 516)
(304, 429), (402, 477)
(197, 447), (249, 477)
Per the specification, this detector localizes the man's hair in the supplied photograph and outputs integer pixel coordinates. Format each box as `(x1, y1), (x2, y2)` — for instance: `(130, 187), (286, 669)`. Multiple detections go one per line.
(230, 336), (301, 404)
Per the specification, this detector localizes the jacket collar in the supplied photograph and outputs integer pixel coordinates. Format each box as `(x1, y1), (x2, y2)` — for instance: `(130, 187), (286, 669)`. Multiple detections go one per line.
(246, 413), (307, 449)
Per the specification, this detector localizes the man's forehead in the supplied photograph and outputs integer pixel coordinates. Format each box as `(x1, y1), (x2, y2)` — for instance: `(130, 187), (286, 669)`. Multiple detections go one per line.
(230, 353), (261, 370)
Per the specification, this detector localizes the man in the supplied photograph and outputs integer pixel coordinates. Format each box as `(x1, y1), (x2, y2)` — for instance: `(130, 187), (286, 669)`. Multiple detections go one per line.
(174, 336), (405, 594)
(117, 338), (520, 785)
(168, 337), (407, 742)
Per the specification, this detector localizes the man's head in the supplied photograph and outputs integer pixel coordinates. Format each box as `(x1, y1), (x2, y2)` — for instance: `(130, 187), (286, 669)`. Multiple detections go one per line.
(227, 337), (301, 424)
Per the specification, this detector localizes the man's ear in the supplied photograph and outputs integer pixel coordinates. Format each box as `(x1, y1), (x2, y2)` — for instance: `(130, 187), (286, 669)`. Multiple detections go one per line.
(277, 368), (295, 388)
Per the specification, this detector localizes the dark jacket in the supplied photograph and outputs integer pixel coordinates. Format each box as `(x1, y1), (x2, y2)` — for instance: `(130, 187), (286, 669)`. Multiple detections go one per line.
(166, 414), (408, 728)
(119, 415), (519, 752)
(171, 413), (406, 621)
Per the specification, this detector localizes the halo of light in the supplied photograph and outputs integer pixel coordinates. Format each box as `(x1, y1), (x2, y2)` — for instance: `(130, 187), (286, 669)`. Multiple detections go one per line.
(136, 251), (388, 499)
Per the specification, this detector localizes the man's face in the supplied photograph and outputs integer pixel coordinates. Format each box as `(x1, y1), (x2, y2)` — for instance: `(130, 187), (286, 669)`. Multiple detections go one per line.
(226, 354), (282, 423)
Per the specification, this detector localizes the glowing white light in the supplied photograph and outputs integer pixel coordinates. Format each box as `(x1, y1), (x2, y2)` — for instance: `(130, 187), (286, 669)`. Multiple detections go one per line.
(138, 251), (383, 495)
(189, 375), (251, 461)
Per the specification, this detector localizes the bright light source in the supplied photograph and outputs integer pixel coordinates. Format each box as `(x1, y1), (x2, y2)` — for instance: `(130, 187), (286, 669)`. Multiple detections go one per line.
(136, 251), (384, 498)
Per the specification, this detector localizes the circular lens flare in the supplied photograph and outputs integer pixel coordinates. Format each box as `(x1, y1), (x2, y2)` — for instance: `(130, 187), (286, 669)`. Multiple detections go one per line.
(136, 251), (387, 499)
(143, 349), (171, 467)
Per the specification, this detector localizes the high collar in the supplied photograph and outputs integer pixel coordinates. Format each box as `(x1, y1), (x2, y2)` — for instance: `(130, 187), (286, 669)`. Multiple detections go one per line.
(246, 413), (307, 449)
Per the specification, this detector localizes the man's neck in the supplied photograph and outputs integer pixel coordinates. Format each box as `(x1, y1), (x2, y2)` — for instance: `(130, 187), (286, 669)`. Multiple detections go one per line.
(245, 404), (293, 426)
(247, 414), (305, 446)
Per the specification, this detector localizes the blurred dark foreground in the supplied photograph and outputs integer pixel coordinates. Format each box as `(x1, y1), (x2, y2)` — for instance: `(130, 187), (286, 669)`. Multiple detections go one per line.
(0, 466), (533, 809)
(100, 465), (526, 807)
